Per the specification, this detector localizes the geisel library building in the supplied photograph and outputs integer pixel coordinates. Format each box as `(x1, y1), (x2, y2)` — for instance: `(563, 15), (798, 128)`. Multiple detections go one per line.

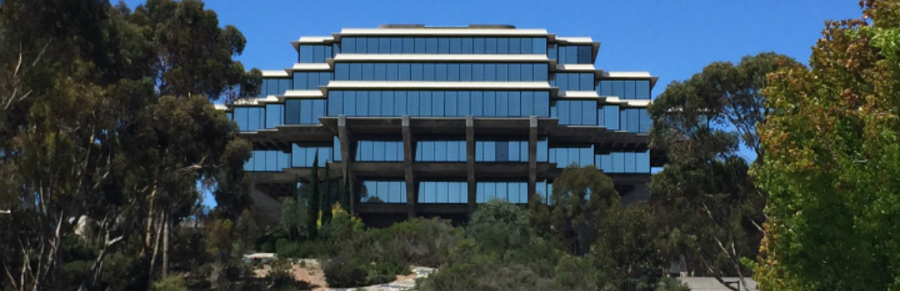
(220, 24), (664, 226)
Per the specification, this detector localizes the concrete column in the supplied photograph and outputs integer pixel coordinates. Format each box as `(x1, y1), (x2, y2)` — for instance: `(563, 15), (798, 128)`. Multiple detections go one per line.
(528, 116), (538, 203)
(402, 116), (416, 219)
(338, 115), (355, 214)
(466, 116), (477, 214)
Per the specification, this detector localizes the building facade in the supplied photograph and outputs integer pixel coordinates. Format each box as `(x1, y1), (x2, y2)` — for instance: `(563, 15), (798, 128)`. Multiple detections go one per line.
(221, 25), (663, 226)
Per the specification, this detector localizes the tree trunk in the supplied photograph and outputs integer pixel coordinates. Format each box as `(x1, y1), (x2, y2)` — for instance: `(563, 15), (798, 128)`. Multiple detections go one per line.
(162, 216), (169, 278)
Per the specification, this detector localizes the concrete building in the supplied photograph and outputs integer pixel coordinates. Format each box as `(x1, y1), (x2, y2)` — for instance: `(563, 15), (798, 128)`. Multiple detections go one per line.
(221, 25), (663, 226)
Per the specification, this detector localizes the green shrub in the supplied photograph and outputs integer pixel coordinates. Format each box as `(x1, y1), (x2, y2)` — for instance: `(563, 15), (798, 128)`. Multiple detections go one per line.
(259, 242), (274, 253)
(467, 200), (533, 254)
(656, 277), (690, 291)
(267, 258), (313, 291)
(323, 255), (369, 288)
(152, 274), (189, 291)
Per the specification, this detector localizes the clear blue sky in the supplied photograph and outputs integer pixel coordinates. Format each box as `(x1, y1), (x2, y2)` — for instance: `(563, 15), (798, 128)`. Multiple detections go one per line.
(133, 0), (862, 208)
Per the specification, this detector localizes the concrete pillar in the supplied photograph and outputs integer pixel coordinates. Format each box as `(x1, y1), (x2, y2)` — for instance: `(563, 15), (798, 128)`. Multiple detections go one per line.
(402, 116), (416, 219)
(466, 116), (477, 214)
(337, 115), (355, 214)
(528, 116), (538, 203)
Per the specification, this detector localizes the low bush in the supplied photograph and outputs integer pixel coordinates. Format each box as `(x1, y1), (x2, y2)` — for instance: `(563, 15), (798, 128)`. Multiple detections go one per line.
(323, 255), (369, 288)
(259, 242), (274, 253)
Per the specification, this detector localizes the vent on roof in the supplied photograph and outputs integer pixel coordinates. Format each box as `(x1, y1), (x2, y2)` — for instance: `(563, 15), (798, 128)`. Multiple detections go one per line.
(468, 24), (516, 29)
(379, 24), (426, 28)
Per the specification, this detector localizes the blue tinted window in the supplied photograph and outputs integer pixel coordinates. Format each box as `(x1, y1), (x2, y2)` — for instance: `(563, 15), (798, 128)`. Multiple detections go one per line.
(445, 91), (458, 116)
(366, 37), (379, 53)
(411, 63), (424, 81)
(521, 64), (533, 81)
(534, 64), (548, 81)
(266, 104), (283, 128)
(432, 91), (444, 116)
(483, 91), (496, 117)
(401, 37), (414, 53)
(496, 91), (509, 117)
(342, 91), (356, 116)
(399, 63), (411, 80)
(381, 91), (394, 116)
(356, 91), (368, 116)
(438, 38), (450, 54)
(471, 92), (483, 116)
(534, 92), (550, 117)
(394, 91), (407, 116)
(343, 38), (356, 53)
(361, 181), (406, 203)
(362, 63), (374, 80)
(577, 46), (592, 64)
(335, 64), (350, 80)
(547, 43), (557, 61)
(458, 91), (470, 115)
(611, 80), (625, 98)
(407, 92), (420, 116)
(299, 45), (313, 63)
(533, 38), (547, 54)
(509, 64), (520, 81)
(328, 91), (343, 116)
(368, 91), (381, 116)
(485, 38), (497, 54)
(355, 37), (367, 53)
(379, 37), (390, 53)
(460, 64), (472, 81)
(520, 38), (532, 54)
(473, 38), (485, 54)
(473, 63), (485, 80)
(390, 38), (402, 54)
(435, 64), (447, 81)
(497, 63), (508, 81)
(447, 64), (460, 81)
(509, 38), (520, 54)
(604, 105), (619, 130)
(449, 38), (462, 54)
(412, 37), (424, 53)
(461, 38), (473, 54)
(580, 74), (594, 90)
(484, 64), (496, 80)
(508, 91), (521, 117)
(624, 80), (636, 99)
(420, 91), (432, 116)
(423, 63), (435, 81)
(497, 38), (509, 54)
(313, 45), (325, 63)
(636, 80), (650, 99)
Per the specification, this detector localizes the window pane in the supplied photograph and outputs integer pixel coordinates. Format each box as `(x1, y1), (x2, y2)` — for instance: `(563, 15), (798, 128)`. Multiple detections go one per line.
(373, 63), (385, 80)
(483, 91), (496, 117)
(394, 91), (407, 116)
(367, 37), (379, 53)
(582, 101), (596, 125)
(447, 63), (460, 81)
(624, 80), (636, 99)
(385, 64), (400, 81)
(381, 91), (394, 116)
(426, 37), (438, 53)
(473, 63), (485, 80)
(368, 91), (381, 116)
(420, 91), (432, 116)
(521, 91), (534, 116)
(484, 64), (496, 80)
(485, 38), (497, 54)
(423, 63), (435, 81)
(398, 63), (411, 80)
(362, 63), (374, 80)
(343, 91), (356, 116)
(402, 37), (414, 53)
(328, 91), (343, 115)
(343, 38), (356, 53)
(438, 38), (450, 54)
(411, 63), (424, 81)
(461, 38), (473, 54)
(636, 80), (650, 99)
(356, 91), (368, 116)
(414, 37), (426, 53)
(432, 91), (444, 116)
(521, 63), (533, 81)
(471, 91), (483, 116)
(458, 91), (470, 116)
(473, 38), (485, 54)
(509, 38), (521, 54)
(605, 105), (619, 130)
(390, 37), (402, 54)
(578, 46), (592, 64)
(611, 80), (625, 98)
(445, 91), (458, 116)
(534, 92), (550, 117)
(508, 91), (521, 117)
(497, 38), (509, 54)
(314, 45), (326, 63)
(460, 63), (472, 81)
(407, 91), (420, 116)
(300, 46), (313, 63)
(580, 74), (594, 91)
(449, 38), (462, 54)
(435, 64), (447, 81)
(379, 38), (391, 53)
(521, 38), (532, 54)
(497, 64), (508, 81)
(533, 37), (546, 54)
(534, 64), (548, 81)
(300, 100), (313, 124)
(509, 64), (520, 81)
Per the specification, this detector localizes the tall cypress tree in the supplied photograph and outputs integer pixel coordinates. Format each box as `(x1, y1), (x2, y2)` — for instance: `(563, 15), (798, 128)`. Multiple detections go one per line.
(307, 152), (320, 240)
(321, 162), (333, 224)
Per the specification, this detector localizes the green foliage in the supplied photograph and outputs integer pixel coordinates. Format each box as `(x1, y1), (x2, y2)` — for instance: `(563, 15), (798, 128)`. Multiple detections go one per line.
(322, 255), (370, 288)
(321, 163), (333, 224)
(307, 153), (320, 240)
(755, 1), (900, 290)
(152, 275), (189, 291)
(466, 199), (532, 254)
(266, 258), (312, 291)
(259, 242), (274, 253)
(529, 165), (620, 254)
(591, 202), (666, 291)
(553, 255), (600, 291)
(647, 52), (796, 287)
